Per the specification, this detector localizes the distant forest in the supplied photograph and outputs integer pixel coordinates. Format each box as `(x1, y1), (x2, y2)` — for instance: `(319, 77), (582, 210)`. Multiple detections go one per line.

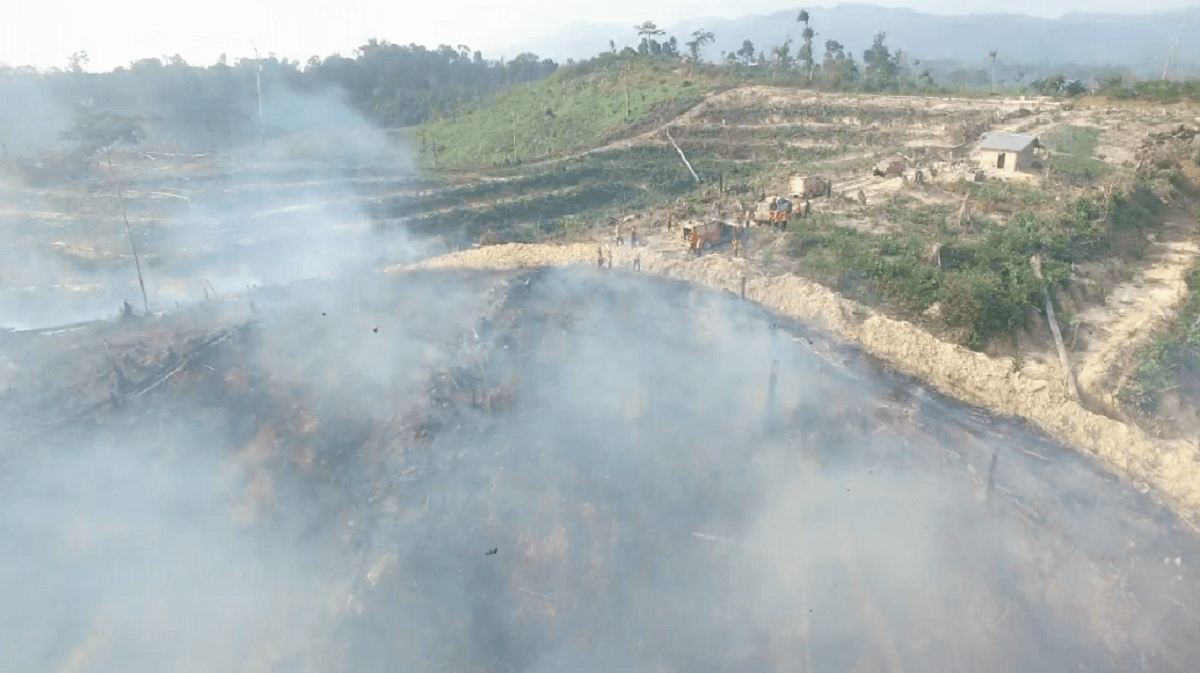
(0, 42), (560, 154)
(1, 17), (1196, 157)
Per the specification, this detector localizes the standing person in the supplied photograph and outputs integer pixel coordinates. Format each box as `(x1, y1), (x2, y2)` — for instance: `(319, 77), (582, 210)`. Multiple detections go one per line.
(732, 236), (742, 258)
(691, 231), (701, 257)
(666, 211), (675, 233)
(597, 246), (605, 268)
(630, 226), (638, 247)
(615, 223), (624, 246)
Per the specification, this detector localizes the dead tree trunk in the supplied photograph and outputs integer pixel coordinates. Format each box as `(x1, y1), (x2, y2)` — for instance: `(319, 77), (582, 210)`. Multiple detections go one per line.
(108, 151), (149, 316)
(664, 126), (701, 183)
(953, 195), (970, 229)
(1031, 254), (1079, 401)
(624, 66), (631, 118)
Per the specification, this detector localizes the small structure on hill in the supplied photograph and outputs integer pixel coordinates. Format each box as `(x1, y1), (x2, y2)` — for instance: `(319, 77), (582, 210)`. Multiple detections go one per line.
(978, 133), (1040, 173)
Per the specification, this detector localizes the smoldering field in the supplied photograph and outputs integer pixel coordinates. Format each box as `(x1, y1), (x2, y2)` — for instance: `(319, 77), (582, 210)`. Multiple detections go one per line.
(0, 85), (443, 331)
(2, 266), (1199, 672)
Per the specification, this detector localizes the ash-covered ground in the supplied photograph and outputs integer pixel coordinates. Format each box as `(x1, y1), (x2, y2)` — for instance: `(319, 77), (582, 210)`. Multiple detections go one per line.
(2, 266), (1199, 673)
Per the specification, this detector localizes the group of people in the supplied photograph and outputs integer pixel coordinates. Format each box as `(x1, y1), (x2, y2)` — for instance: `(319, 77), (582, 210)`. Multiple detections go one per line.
(597, 246), (640, 271)
(614, 223), (641, 247)
(601, 209), (753, 267)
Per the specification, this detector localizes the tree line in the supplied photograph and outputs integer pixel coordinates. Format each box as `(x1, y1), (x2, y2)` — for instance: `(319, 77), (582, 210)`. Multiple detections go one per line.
(0, 41), (560, 154)
(5, 10), (1199, 157)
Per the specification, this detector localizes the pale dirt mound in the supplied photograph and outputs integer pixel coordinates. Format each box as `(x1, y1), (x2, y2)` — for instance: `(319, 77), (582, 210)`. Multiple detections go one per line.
(387, 242), (1200, 530)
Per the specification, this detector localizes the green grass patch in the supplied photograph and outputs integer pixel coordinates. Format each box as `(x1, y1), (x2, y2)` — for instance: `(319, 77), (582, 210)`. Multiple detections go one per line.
(879, 194), (955, 234)
(1042, 125), (1108, 181)
(1120, 266), (1200, 414)
(953, 179), (1057, 211)
(413, 62), (705, 170)
(788, 188), (1165, 349)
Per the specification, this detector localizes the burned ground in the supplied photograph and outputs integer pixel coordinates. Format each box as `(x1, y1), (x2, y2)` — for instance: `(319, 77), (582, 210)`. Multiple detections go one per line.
(3, 266), (1199, 672)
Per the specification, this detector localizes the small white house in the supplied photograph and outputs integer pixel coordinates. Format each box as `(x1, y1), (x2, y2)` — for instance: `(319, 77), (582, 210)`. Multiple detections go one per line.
(978, 133), (1040, 172)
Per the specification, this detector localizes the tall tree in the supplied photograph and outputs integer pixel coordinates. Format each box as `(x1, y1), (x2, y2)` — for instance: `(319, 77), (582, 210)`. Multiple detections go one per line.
(664, 36), (680, 58)
(634, 21), (666, 57)
(796, 10), (817, 83)
(67, 51), (89, 74)
(686, 29), (715, 62)
(737, 39), (756, 65)
(770, 37), (794, 80)
(862, 32), (897, 90)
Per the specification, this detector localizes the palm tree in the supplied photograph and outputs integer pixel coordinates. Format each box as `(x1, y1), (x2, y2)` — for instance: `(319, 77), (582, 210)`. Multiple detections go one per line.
(988, 50), (998, 91)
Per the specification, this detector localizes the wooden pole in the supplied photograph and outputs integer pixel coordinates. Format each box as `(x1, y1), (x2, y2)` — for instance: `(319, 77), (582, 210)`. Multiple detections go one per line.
(1031, 254), (1079, 401)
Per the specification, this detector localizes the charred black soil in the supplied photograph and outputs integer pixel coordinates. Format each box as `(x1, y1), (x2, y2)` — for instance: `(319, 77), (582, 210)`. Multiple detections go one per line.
(3, 267), (1199, 672)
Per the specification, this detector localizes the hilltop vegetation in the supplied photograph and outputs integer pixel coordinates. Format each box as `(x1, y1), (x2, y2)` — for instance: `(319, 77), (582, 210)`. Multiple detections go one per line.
(416, 59), (707, 170)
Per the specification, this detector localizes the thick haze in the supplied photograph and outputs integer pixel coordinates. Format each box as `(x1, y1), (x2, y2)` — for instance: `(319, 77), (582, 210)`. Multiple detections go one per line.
(0, 81), (437, 330)
(2, 0), (1197, 71)
(3, 268), (1199, 670)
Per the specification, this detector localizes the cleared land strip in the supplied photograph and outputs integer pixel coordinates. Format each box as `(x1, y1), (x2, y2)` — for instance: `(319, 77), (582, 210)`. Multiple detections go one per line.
(387, 242), (1200, 532)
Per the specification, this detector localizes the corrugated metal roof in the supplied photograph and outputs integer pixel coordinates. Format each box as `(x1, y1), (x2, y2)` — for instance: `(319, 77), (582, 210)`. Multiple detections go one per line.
(980, 133), (1038, 152)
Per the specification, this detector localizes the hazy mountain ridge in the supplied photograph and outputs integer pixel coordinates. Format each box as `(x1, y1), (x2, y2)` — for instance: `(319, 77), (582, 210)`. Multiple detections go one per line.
(493, 4), (1198, 77)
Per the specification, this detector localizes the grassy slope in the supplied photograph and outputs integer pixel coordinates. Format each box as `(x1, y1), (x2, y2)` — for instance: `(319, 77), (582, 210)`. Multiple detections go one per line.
(1042, 125), (1108, 181)
(1122, 266), (1200, 415)
(413, 60), (708, 170)
(1121, 151), (1200, 417)
(785, 179), (1167, 349)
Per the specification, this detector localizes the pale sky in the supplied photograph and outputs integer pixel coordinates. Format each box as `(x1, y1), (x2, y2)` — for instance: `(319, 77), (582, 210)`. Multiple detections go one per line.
(3, 0), (1197, 72)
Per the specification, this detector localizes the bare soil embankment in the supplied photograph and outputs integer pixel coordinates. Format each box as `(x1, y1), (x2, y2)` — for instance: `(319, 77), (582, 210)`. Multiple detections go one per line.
(388, 242), (1200, 530)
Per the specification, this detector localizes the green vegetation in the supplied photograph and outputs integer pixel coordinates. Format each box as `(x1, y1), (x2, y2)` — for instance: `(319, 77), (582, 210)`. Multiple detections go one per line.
(1096, 77), (1200, 102)
(1041, 125), (1107, 182)
(787, 189), (1166, 349)
(1121, 266), (1200, 414)
(415, 62), (705, 169)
